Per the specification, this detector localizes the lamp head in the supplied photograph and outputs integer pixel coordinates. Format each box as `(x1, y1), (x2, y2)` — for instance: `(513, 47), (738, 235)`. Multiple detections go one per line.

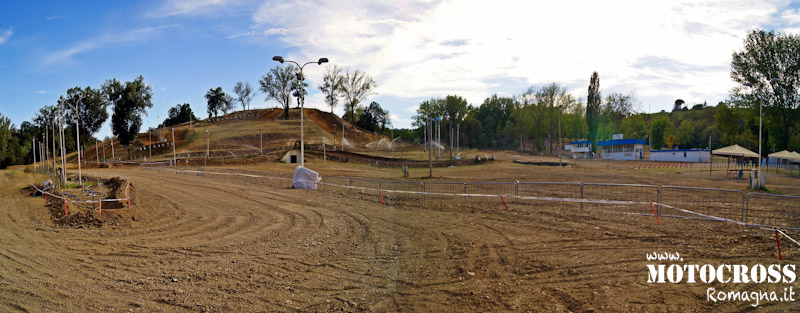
(744, 82), (753, 87)
(318, 58), (329, 65)
(770, 78), (780, 84)
(272, 56), (284, 63)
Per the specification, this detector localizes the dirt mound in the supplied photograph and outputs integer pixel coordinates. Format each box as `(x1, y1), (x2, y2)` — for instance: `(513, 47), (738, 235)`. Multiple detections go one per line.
(260, 108), (283, 120)
(29, 177), (137, 228)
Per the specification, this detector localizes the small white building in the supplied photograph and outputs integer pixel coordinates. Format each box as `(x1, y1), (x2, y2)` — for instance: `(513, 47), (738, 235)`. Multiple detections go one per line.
(281, 150), (299, 163)
(598, 139), (648, 160)
(567, 140), (592, 159)
(650, 149), (710, 163)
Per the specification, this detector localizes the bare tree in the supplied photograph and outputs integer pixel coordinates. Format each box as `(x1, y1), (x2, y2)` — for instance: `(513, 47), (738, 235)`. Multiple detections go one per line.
(259, 65), (298, 119)
(340, 68), (376, 124)
(233, 81), (256, 111)
(318, 65), (344, 114)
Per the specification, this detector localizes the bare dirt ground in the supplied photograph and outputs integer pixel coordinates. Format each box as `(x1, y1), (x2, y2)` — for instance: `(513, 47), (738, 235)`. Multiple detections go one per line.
(2, 157), (799, 312)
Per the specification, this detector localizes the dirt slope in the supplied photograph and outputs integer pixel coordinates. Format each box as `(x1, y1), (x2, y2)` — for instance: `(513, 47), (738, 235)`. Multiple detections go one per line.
(67, 108), (385, 162)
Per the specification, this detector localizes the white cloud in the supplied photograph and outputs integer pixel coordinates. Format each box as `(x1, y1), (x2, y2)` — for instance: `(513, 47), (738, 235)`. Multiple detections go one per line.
(148, 0), (234, 18)
(41, 25), (173, 67)
(0, 27), (12, 44)
(243, 0), (790, 127)
(226, 27), (290, 39)
(34, 90), (47, 95)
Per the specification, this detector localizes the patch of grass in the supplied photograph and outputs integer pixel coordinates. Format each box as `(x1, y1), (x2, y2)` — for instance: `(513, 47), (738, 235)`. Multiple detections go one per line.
(63, 180), (100, 189)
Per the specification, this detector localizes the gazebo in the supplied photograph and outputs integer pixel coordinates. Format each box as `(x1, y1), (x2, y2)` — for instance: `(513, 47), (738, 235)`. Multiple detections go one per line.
(791, 151), (800, 163)
(768, 150), (798, 173)
(711, 144), (759, 174)
(768, 150), (796, 165)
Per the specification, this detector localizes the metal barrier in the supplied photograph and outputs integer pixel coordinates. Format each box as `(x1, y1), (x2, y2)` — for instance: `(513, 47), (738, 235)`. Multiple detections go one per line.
(582, 183), (660, 215)
(517, 182), (583, 209)
(660, 186), (745, 222)
(138, 166), (800, 228)
(745, 193), (800, 229)
(423, 182), (465, 203)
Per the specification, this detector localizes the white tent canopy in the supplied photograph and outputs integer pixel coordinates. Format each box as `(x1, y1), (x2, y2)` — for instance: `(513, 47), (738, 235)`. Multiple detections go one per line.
(768, 150), (796, 161)
(712, 144), (758, 158)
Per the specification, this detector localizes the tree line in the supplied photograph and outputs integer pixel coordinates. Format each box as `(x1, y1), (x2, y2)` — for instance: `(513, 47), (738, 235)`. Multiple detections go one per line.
(1, 29), (797, 168)
(0, 76), (153, 168)
(404, 29), (799, 156)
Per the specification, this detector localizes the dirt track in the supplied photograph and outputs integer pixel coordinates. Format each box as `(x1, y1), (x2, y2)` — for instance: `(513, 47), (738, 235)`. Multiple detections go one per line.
(1, 166), (798, 312)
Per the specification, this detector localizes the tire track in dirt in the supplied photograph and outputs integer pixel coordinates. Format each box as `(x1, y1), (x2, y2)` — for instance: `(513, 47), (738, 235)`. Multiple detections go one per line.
(4, 167), (796, 312)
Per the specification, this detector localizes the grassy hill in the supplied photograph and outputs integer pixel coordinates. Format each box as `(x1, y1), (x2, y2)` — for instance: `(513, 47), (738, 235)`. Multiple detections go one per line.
(72, 108), (386, 163)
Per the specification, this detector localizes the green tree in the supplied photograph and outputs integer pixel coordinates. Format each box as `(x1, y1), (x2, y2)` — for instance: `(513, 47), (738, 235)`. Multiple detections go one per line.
(473, 95), (516, 149)
(232, 81), (256, 111)
(714, 102), (739, 145)
(340, 68), (376, 124)
(63, 86), (108, 148)
(318, 65), (344, 114)
(442, 95), (468, 159)
(650, 115), (673, 150)
(586, 72), (601, 152)
(731, 29), (800, 152)
(412, 98), (444, 144)
(676, 120), (695, 148)
(104, 76), (153, 158)
(161, 103), (197, 127)
(531, 83), (573, 154)
(0, 113), (18, 168)
(259, 65), (297, 120)
(619, 114), (647, 139)
(356, 101), (389, 133)
(205, 87), (232, 120)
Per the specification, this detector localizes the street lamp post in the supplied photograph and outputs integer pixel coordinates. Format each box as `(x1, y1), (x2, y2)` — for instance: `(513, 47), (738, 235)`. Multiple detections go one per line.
(33, 138), (37, 172)
(71, 102), (82, 187)
(51, 120), (56, 171)
(558, 104), (564, 167)
(428, 117), (433, 177)
(57, 96), (67, 187)
(172, 127), (177, 168)
(744, 77), (779, 189)
(272, 56), (328, 167)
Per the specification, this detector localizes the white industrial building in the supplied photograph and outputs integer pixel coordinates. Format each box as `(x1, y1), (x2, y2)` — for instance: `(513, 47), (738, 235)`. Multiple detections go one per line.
(650, 149), (710, 163)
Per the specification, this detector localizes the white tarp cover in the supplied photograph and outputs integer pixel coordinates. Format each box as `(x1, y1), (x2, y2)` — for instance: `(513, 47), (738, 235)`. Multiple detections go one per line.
(292, 166), (321, 189)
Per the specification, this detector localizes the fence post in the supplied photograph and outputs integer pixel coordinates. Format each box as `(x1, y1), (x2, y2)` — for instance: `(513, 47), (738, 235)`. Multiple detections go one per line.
(656, 187), (661, 216)
(514, 182), (519, 204)
(349, 178), (353, 193)
(422, 182), (426, 202)
(463, 183), (467, 203)
(580, 183), (584, 210)
(744, 193), (751, 224)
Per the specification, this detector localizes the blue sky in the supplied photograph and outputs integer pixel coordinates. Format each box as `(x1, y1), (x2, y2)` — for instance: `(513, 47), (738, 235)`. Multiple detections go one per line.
(1, 0), (799, 139)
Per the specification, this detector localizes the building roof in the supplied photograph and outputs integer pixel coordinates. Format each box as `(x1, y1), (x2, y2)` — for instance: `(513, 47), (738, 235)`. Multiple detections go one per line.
(570, 140), (592, 144)
(791, 151), (800, 161)
(651, 149), (710, 153)
(712, 144), (758, 158)
(597, 139), (647, 146)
